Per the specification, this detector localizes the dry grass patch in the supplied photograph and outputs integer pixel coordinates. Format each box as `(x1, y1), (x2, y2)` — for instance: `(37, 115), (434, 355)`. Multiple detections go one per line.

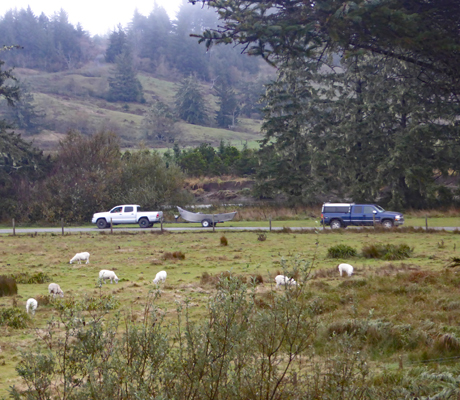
(311, 267), (337, 279)
(162, 251), (185, 260)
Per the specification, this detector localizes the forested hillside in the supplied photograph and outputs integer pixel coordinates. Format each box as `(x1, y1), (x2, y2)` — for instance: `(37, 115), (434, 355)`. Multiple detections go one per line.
(1, 0), (460, 221)
(0, 3), (272, 149)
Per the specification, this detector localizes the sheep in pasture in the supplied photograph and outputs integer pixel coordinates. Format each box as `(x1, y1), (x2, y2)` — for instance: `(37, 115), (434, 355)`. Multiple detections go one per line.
(338, 263), (354, 277)
(153, 270), (167, 284)
(274, 274), (297, 288)
(26, 298), (38, 315)
(70, 252), (90, 264)
(99, 269), (119, 284)
(48, 283), (64, 298)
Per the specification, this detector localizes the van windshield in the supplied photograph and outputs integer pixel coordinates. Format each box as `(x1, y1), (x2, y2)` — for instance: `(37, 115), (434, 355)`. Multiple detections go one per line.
(375, 205), (385, 212)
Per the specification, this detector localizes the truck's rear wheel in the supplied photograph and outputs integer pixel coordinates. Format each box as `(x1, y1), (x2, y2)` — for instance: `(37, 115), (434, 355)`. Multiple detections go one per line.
(139, 218), (150, 228)
(96, 219), (108, 229)
(330, 219), (342, 229)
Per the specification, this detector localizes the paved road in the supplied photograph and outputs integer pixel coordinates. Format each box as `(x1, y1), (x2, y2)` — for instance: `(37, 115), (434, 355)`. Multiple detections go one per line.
(0, 226), (309, 234)
(0, 225), (458, 234)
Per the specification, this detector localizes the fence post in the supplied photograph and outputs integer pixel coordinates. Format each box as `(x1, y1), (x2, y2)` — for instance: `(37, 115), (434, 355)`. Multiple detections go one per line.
(269, 216), (272, 232)
(161, 217), (164, 232)
(212, 215), (215, 232)
(373, 213), (376, 229)
(12, 218), (15, 236)
(425, 215), (428, 231)
(61, 218), (64, 236)
(110, 218), (113, 234)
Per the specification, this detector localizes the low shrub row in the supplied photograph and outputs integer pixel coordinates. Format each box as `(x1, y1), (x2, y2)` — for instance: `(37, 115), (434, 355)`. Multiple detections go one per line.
(327, 243), (413, 260)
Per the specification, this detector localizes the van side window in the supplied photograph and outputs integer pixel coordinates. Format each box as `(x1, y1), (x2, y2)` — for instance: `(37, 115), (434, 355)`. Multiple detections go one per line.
(363, 206), (375, 214)
(125, 206), (134, 212)
(353, 206), (363, 213)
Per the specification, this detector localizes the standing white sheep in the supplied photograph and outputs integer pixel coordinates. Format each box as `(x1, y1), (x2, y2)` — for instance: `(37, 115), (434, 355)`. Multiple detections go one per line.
(48, 283), (64, 298)
(274, 275), (297, 288)
(99, 269), (119, 284)
(153, 270), (167, 284)
(338, 263), (354, 277)
(26, 298), (38, 315)
(70, 252), (90, 264)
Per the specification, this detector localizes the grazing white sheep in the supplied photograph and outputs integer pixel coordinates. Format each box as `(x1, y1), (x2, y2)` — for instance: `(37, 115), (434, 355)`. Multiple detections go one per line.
(338, 263), (354, 277)
(26, 298), (38, 315)
(274, 274), (297, 288)
(99, 269), (119, 284)
(48, 283), (64, 298)
(152, 270), (167, 284)
(70, 252), (90, 264)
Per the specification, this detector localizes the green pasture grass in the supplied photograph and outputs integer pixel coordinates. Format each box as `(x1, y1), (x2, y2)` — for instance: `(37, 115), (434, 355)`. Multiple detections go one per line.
(1, 230), (460, 396)
(177, 122), (260, 146)
(139, 75), (177, 102)
(404, 216), (460, 227)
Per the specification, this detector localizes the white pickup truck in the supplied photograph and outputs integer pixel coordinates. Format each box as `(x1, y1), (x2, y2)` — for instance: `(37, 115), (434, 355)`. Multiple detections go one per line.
(91, 205), (163, 229)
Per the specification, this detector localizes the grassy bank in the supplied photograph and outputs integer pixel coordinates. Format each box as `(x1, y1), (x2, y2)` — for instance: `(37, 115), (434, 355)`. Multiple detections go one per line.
(1, 229), (460, 397)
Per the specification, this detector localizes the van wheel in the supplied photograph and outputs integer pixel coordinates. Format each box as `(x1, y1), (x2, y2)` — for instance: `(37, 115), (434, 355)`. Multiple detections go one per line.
(96, 219), (108, 229)
(139, 218), (150, 228)
(330, 219), (342, 229)
(382, 219), (394, 228)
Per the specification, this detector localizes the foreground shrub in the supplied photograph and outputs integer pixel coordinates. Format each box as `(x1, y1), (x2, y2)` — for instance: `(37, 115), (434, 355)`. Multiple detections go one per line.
(325, 318), (426, 355)
(10, 274), (460, 400)
(327, 244), (357, 258)
(0, 307), (29, 328)
(362, 243), (413, 260)
(8, 271), (51, 284)
(52, 294), (120, 312)
(0, 276), (18, 297)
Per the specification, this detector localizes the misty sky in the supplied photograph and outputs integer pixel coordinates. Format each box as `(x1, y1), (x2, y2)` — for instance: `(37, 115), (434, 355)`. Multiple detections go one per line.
(0, 0), (184, 36)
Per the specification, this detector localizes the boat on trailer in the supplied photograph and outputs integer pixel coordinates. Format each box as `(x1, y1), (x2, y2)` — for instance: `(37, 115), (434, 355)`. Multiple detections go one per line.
(177, 206), (237, 227)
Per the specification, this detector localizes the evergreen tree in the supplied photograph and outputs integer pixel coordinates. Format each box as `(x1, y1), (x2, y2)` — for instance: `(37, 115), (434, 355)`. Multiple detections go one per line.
(258, 54), (460, 207)
(138, 5), (172, 63)
(141, 101), (179, 142)
(214, 81), (239, 128)
(174, 75), (208, 125)
(105, 25), (127, 63)
(1, 80), (45, 134)
(0, 49), (49, 220)
(107, 46), (145, 103)
(170, 0), (211, 80)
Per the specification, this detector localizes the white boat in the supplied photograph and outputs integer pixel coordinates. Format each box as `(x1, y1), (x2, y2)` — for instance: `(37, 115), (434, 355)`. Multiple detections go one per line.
(177, 206), (237, 227)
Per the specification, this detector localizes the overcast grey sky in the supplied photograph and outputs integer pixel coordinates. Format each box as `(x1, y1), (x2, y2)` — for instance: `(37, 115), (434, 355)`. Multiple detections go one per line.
(0, 0), (184, 36)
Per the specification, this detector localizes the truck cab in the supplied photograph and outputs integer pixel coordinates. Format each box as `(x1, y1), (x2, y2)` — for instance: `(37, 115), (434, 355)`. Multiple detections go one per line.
(107, 205), (138, 224)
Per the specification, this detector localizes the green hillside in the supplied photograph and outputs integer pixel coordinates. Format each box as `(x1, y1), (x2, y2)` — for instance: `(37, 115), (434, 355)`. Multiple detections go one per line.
(10, 64), (264, 151)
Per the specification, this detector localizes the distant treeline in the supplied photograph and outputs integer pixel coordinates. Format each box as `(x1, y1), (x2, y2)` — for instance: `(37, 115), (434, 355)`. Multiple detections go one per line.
(0, 130), (193, 224)
(0, 3), (261, 85)
(0, 129), (259, 224)
(164, 141), (258, 177)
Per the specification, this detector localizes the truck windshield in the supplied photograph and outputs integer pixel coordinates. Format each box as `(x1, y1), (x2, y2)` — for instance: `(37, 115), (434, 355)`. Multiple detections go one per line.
(375, 205), (385, 212)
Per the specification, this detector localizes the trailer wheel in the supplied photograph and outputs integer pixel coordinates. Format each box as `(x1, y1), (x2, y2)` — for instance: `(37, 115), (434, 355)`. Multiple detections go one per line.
(201, 219), (212, 228)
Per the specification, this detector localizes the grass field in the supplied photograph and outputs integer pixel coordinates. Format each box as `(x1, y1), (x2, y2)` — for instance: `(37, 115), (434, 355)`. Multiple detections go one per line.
(1, 228), (460, 397)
